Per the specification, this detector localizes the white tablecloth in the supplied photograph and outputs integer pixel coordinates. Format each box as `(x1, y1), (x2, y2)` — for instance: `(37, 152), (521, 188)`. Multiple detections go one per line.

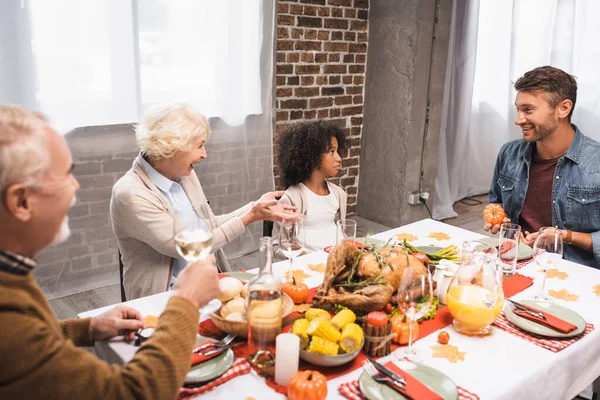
(79, 219), (600, 400)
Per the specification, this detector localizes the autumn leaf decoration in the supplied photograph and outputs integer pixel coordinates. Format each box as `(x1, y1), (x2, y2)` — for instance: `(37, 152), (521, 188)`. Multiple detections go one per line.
(430, 344), (466, 363)
(548, 289), (579, 302)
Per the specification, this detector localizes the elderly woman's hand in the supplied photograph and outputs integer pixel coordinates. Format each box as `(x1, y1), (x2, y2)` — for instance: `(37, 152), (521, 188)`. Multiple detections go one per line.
(241, 191), (301, 225)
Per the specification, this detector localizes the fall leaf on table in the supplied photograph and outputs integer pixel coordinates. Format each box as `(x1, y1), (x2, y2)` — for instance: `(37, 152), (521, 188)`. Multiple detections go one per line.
(143, 315), (158, 328)
(428, 232), (451, 241)
(293, 303), (312, 313)
(593, 284), (600, 297)
(291, 269), (311, 283)
(544, 268), (569, 280)
(548, 288), (579, 302)
(308, 263), (326, 273)
(430, 344), (466, 363)
(396, 233), (419, 242)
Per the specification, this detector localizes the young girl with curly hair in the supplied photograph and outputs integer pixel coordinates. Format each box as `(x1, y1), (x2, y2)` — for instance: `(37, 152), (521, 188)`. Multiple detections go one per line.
(273, 121), (348, 257)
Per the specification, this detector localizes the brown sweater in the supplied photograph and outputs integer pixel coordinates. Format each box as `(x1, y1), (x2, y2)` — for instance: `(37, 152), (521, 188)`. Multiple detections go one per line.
(0, 270), (199, 399)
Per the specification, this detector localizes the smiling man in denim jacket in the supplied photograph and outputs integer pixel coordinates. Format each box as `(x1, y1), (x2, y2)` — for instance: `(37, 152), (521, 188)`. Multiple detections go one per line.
(485, 66), (600, 268)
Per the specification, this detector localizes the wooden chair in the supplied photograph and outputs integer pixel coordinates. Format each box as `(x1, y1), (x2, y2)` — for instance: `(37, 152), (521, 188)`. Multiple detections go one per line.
(118, 251), (126, 302)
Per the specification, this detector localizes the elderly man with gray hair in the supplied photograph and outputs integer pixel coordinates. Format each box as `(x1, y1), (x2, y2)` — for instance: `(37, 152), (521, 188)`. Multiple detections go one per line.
(111, 103), (300, 300)
(0, 105), (221, 399)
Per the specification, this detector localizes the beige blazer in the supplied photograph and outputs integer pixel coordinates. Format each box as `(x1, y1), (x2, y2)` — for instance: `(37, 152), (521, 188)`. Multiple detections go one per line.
(110, 156), (250, 300)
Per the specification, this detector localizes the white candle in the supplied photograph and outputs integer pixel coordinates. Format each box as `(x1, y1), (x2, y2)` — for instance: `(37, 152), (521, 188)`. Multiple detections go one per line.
(275, 333), (300, 386)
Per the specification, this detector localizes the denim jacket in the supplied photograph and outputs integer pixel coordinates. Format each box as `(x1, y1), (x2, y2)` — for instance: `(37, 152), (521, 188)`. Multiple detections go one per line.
(489, 125), (600, 268)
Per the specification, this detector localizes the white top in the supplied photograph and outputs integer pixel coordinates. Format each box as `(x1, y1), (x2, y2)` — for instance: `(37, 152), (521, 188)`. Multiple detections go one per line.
(299, 182), (341, 252)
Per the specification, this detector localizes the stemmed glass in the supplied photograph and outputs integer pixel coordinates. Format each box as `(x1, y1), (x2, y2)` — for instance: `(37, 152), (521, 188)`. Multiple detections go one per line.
(174, 224), (222, 314)
(279, 218), (304, 282)
(532, 227), (564, 301)
(394, 267), (433, 361)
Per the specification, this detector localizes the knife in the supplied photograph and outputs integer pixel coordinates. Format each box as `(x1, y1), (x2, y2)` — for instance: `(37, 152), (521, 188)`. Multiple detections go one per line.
(507, 299), (547, 320)
(194, 341), (244, 356)
(366, 356), (407, 385)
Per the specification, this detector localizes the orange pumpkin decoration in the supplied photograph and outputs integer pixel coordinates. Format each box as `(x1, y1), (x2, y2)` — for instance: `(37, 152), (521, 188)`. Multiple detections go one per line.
(390, 314), (419, 345)
(288, 370), (328, 400)
(282, 277), (309, 304)
(482, 203), (506, 225)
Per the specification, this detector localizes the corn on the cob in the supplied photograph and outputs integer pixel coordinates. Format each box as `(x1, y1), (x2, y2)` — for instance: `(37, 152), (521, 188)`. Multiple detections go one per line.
(307, 336), (339, 356)
(340, 323), (363, 353)
(331, 308), (356, 330)
(305, 308), (331, 322)
(291, 318), (310, 349)
(307, 318), (341, 342)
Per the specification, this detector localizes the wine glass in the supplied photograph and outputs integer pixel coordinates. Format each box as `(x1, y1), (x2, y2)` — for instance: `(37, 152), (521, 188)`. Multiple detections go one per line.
(174, 224), (222, 314)
(393, 267), (433, 361)
(532, 227), (564, 301)
(279, 218), (304, 282)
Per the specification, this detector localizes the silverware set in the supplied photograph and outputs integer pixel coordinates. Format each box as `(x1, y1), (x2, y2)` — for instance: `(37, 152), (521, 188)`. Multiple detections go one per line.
(362, 358), (407, 390)
(193, 333), (240, 357)
(506, 299), (547, 320)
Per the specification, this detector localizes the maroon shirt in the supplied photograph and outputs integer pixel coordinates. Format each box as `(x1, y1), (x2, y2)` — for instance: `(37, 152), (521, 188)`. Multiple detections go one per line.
(518, 151), (559, 234)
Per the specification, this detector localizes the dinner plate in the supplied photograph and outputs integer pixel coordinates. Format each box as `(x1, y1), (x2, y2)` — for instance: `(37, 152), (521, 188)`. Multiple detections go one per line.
(478, 237), (534, 261)
(503, 299), (586, 338)
(358, 361), (459, 400)
(185, 335), (235, 384)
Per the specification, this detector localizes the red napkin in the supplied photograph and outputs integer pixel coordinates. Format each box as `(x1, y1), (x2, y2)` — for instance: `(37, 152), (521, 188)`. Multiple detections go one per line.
(191, 340), (223, 366)
(381, 362), (443, 400)
(512, 304), (578, 333)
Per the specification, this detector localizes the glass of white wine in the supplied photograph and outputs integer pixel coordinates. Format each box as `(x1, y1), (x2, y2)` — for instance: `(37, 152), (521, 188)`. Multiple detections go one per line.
(532, 227), (564, 301)
(174, 225), (221, 314)
(279, 218), (304, 282)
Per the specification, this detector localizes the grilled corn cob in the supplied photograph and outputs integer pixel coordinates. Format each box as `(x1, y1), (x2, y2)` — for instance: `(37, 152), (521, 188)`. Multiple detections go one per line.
(340, 323), (363, 353)
(291, 318), (310, 349)
(305, 307), (331, 322)
(307, 336), (339, 356)
(331, 308), (356, 330)
(307, 318), (341, 342)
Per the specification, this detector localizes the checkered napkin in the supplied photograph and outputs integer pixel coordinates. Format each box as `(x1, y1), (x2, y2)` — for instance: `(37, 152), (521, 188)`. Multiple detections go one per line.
(493, 313), (594, 352)
(338, 380), (480, 400)
(178, 358), (251, 398)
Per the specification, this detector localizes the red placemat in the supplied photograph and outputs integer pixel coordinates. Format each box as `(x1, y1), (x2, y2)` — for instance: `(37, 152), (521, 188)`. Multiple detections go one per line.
(338, 379), (480, 400)
(199, 274), (534, 395)
(178, 358), (251, 398)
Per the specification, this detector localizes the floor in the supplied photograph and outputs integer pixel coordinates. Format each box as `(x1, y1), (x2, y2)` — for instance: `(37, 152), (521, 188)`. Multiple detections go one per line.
(48, 195), (488, 320)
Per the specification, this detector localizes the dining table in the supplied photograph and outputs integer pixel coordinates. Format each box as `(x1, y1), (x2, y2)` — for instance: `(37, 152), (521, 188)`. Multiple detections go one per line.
(79, 218), (600, 400)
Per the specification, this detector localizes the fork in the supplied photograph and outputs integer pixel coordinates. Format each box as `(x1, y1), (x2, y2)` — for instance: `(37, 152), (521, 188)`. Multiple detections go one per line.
(362, 360), (406, 390)
(193, 333), (237, 353)
(507, 300), (547, 320)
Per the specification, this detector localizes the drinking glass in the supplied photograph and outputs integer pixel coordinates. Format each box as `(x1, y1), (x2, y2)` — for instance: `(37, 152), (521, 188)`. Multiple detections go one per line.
(498, 223), (521, 275)
(532, 227), (564, 301)
(174, 224), (221, 314)
(336, 219), (357, 245)
(394, 267), (433, 361)
(279, 218), (304, 282)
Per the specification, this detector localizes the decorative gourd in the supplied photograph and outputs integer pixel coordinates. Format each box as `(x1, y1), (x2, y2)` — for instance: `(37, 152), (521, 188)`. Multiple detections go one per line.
(482, 203), (506, 225)
(390, 314), (419, 345)
(282, 277), (309, 304)
(288, 370), (328, 400)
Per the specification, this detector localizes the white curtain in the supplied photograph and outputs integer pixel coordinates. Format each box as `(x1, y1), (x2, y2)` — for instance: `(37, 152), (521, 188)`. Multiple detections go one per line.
(433, 0), (600, 220)
(0, 0), (263, 132)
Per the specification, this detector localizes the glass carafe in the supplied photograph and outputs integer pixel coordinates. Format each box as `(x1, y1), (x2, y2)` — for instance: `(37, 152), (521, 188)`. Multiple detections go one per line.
(247, 237), (283, 370)
(446, 240), (504, 336)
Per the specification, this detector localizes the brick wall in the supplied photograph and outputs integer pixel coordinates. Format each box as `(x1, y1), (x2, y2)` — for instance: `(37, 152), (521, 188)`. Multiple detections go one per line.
(274, 0), (369, 214)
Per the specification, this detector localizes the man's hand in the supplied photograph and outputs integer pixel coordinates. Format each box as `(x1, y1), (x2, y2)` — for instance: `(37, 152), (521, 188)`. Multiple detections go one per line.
(242, 190), (301, 225)
(89, 305), (144, 342)
(483, 217), (511, 234)
(172, 256), (220, 309)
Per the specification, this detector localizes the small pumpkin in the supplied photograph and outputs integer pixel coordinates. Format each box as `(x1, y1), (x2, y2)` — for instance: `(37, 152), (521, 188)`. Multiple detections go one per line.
(390, 314), (419, 345)
(288, 370), (328, 400)
(482, 203), (506, 225)
(282, 277), (309, 304)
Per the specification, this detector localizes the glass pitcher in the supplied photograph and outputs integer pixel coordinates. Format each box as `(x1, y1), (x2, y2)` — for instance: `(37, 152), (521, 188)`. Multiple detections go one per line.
(446, 240), (504, 336)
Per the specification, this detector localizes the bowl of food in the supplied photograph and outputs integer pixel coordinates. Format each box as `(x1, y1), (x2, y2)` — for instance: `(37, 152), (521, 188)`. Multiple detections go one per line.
(209, 277), (294, 338)
(293, 308), (364, 367)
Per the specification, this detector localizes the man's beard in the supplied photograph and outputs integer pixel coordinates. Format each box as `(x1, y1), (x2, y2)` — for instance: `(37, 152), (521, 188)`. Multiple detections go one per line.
(49, 216), (71, 246)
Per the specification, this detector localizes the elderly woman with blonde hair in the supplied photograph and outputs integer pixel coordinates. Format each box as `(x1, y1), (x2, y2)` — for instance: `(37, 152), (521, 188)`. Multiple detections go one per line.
(111, 103), (298, 300)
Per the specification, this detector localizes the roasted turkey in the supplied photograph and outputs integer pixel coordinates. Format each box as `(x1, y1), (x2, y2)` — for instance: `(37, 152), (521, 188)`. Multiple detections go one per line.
(312, 242), (430, 312)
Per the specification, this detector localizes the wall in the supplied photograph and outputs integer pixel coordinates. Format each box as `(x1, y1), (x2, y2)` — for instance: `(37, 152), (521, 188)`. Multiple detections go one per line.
(274, 0), (369, 214)
(357, 0), (451, 226)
